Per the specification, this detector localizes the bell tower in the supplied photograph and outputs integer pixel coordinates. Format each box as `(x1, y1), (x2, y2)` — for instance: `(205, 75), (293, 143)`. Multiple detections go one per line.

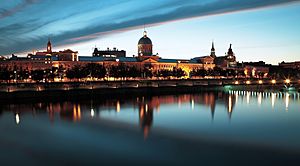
(210, 41), (216, 58)
(47, 38), (52, 53)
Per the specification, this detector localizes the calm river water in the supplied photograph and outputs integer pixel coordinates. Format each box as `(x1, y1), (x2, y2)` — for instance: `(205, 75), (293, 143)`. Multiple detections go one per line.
(0, 91), (300, 165)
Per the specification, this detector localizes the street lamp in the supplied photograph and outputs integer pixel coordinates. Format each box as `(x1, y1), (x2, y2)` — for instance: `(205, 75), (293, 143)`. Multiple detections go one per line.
(271, 79), (276, 84)
(285, 79), (291, 84)
(14, 70), (17, 82)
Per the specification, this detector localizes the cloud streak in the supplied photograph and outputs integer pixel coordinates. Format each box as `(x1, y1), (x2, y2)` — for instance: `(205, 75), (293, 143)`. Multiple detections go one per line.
(0, 0), (299, 55)
(0, 0), (38, 19)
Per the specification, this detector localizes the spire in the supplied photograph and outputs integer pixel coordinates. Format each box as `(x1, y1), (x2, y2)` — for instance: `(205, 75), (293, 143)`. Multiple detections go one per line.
(47, 37), (52, 53)
(143, 30), (147, 37)
(227, 43), (233, 55)
(210, 41), (216, 58)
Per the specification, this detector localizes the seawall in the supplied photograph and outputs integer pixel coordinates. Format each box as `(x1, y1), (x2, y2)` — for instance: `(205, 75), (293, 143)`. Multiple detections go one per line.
(0, 79), (298, 102)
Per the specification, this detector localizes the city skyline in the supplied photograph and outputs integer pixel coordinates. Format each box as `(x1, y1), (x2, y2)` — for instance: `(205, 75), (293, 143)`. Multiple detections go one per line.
(1, 0), (300, 64)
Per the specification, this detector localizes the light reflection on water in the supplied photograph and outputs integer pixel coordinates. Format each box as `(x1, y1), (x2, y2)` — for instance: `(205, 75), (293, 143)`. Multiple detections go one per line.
(0, 91), (300, 165)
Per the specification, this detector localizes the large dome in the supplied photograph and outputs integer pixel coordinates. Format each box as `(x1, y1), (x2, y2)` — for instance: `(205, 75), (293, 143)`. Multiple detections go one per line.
(138, 31), (152, 45)
(138, 36), (152, 45)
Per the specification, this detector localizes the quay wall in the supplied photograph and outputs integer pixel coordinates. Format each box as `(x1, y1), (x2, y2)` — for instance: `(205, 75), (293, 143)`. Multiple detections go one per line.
(0, 79), (298, 102)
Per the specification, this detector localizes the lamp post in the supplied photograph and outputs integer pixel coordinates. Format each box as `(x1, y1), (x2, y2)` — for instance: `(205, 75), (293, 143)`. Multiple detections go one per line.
(14, 70), (17, 83)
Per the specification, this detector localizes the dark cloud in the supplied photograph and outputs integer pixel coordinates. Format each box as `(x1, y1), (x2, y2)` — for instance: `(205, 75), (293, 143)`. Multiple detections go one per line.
(0, 0), (38, 19)
(0, 0), (299, 55)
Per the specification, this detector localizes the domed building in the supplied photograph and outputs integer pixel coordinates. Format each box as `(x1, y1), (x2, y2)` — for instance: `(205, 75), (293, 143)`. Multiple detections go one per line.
(138, 31), (153, 56)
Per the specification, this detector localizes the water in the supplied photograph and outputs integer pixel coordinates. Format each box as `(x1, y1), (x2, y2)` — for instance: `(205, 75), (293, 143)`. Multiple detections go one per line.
(1, 91), (300, 165)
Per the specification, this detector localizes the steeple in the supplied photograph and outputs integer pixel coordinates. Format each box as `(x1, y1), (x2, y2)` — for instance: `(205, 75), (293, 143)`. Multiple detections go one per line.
(47, 38), (52, 53)
(228, 44), (233, 55)
(210, 41), (216, 58)
(211, 41), (215, 51)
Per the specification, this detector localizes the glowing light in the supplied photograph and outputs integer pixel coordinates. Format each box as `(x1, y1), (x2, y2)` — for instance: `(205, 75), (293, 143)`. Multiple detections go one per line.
(15, 114), (20, 125)
(116, 101), (120, 112)
(228, 96), (232, 113)
(91, 108), (95, 117)
(271, 79), (276, 84)
(246, 91), (250, 104)
(285, 79), (291, 84)
(271, 93), (276, 109)
(234, 81), (239, 85)
(258, 92), (262, 106)
(246, 80), (251, 85)
(145, 104), (148, 113)
(191, 99), (194, 110)
(258, 80), (263, 84)
(285, 93), (289, 111)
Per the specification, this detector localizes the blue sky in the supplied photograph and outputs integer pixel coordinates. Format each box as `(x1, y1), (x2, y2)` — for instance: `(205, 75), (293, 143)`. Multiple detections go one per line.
(0, 0), (300, 64)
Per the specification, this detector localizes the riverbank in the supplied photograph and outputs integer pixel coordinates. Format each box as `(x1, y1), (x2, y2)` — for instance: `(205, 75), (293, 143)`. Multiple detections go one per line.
(0, 79), (299, 102)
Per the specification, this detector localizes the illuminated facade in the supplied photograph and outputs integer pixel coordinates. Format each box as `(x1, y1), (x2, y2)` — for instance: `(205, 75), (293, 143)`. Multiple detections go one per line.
(0, 31), (220, 78)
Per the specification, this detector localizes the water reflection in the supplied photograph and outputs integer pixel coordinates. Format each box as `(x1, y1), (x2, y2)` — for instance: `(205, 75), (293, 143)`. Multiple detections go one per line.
(1, 91), (300, 138)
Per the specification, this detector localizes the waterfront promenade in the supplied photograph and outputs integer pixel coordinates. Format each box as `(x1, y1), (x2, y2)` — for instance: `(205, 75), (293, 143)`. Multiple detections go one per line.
(0, 78), (298, 102)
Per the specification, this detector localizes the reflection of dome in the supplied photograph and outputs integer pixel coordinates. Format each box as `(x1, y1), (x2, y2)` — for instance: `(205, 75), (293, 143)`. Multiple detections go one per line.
(138, 31), (152, 45)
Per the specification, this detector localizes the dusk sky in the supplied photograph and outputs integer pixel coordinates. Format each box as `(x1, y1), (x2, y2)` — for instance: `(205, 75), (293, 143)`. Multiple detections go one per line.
(1, 0), (300, 64)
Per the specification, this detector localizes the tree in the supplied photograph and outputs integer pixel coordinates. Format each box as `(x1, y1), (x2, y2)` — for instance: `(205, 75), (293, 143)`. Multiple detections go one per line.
(66, 65), (86, 80)
(83, 63), (106, 79)
(31, 70), (45, 82)
(0, 67), (11, 81)
(172, 68), (185, 78)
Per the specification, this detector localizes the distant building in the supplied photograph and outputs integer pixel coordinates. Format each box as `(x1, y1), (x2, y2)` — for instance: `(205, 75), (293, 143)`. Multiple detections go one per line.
(214, 44), (237, 68)
(33, 39), (78, 62)
(279, 61), (300, 69)
(75, 30), (215, 77)
(55, 49), (78, 61)
(93, 47), (126, 58)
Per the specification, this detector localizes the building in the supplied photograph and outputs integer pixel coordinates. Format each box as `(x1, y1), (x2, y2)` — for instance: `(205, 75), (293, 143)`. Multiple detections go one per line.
(279, 61), (300, 69)
(0, 30), (219, 79)
(138, 31), (153, 56)
(214, 44), (237, 68)
(93, 47), (126, 58)
(76, 30), (215, 77)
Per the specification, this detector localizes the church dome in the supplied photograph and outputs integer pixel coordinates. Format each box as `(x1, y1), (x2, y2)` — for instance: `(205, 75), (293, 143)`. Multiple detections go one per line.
(138, 31), (152, 45)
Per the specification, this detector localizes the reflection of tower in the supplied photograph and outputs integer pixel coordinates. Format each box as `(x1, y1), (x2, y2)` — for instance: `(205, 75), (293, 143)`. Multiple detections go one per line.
(138, 103), (153, 139)
(210, 97), (216, 121)
(60, 103), (81, 122)
(47, 38), (52, 53)
(138, 31), (153, 56)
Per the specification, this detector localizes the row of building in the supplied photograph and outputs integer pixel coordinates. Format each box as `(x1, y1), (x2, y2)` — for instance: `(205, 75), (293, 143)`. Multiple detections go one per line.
(0, 30), (287, 78)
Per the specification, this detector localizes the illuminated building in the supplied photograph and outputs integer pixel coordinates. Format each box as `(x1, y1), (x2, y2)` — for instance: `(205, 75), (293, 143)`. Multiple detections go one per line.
(0, 30), (222, 78)
(138, 31), (153, 56)
(214, 44), (237, 68)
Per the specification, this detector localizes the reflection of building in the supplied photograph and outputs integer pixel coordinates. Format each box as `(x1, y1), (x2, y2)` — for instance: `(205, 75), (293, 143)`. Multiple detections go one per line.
(138, 103), (153, 139)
